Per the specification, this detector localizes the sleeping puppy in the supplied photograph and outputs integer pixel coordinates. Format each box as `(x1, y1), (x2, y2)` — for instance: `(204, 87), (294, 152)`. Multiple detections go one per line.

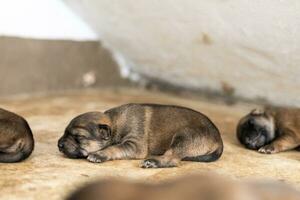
(66, 174), (300, 200)
(237, 107), (300, 154)
(0, 108), (34, 162)
(58, 103), (223, 168)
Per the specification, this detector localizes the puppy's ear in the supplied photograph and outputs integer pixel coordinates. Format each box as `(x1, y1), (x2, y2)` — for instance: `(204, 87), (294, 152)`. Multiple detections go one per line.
(98, 124), (111, 140)
(250, 108), (264, 115)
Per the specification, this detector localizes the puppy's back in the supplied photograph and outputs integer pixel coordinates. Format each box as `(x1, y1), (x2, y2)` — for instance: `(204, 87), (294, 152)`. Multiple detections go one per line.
(106, 104), (222, 158)
(107, 103), (218, 131)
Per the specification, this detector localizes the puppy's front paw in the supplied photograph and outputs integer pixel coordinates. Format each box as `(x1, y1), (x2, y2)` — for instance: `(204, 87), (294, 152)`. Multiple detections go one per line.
(87, 153), (107, 163)
(258, 145), (277, 154)
(140, 159), (159, 168)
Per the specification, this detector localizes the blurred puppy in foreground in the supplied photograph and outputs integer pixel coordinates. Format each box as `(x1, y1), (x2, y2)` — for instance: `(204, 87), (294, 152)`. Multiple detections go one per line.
(67, 174), (300, 200)
(58, 103), (223, 168)
(0, 108), (34, 162)
(237, 107), (300, 154)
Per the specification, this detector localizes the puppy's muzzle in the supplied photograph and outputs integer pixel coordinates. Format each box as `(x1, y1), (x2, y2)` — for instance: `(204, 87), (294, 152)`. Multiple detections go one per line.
(58, 137), (88, 158)
(58, 138), (65, 152)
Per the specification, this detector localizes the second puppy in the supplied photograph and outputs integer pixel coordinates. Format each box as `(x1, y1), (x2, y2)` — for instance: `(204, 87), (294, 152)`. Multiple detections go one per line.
(237, 107), (300, 154)
(58, 103), (223, 168)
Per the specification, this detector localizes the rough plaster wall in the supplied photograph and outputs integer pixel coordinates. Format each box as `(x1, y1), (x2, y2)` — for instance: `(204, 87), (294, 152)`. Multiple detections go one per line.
(63, 0), (300, 106)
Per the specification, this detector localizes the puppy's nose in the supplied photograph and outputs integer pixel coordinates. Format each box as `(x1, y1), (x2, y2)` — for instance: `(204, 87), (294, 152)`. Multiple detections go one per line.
(58, 141), (64, 149)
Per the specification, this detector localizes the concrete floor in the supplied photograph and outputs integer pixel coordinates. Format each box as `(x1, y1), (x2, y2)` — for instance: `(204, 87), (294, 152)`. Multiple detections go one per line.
(0, 88), (299, 200)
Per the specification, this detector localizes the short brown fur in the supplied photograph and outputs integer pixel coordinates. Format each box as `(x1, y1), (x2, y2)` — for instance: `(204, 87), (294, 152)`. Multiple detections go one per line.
(237, 106), (300, 154)
(58, 103), (223, 168)
(0, 108), (34, 162)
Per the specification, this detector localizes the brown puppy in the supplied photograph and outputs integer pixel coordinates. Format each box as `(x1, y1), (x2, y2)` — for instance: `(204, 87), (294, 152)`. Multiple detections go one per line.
(237, 107), (300, 154)
(0, 108), (34, 162)
(58, 103), (223, 168)
(66, 174), (300, 200)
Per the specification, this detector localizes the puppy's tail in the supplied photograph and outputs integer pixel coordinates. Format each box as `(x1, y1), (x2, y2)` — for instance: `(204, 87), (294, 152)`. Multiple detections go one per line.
(182, 146), (223, 162)
(0, 152), (26, 163)
(0, 130), (34, 163)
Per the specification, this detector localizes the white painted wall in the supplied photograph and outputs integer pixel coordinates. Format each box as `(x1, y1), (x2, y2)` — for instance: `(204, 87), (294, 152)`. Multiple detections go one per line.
(64, 0), (300, 106)
(0, 0), (97, 40)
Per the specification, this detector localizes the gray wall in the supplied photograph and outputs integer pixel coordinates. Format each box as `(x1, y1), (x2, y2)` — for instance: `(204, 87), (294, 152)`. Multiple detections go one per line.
(0, 36), (129, 96)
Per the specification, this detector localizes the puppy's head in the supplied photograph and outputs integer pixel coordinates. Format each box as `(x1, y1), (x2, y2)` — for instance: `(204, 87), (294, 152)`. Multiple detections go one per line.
(237, 109), (275, 150)
(58, 112), (112, 159)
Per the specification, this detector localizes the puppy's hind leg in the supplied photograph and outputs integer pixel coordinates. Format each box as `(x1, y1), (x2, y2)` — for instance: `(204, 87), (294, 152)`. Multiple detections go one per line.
(179, 127), (223, 163)
(140, 131), (189, 168)
(0, 138), (34, 163)
(141, 127), (222, 168)
(140, 149), (181, 168)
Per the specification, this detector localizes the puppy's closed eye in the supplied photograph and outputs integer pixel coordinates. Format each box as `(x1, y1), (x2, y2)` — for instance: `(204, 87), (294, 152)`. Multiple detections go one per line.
(73, 135), (84, 144)
(259, 128), (266, 134)
(75, 135), (87, 140)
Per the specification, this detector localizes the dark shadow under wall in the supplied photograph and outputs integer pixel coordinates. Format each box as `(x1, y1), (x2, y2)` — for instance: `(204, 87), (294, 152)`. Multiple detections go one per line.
(0, 36), (130, 97)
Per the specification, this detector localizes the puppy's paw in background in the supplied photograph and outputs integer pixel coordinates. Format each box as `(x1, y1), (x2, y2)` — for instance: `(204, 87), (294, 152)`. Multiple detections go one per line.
(140, 159), (159, 168)
(87, 152), (108, 163)
(258, 144), (277, 154)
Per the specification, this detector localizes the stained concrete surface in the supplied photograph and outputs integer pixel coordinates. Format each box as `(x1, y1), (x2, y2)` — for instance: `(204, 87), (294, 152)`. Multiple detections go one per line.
(0, 88), (299, 200)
